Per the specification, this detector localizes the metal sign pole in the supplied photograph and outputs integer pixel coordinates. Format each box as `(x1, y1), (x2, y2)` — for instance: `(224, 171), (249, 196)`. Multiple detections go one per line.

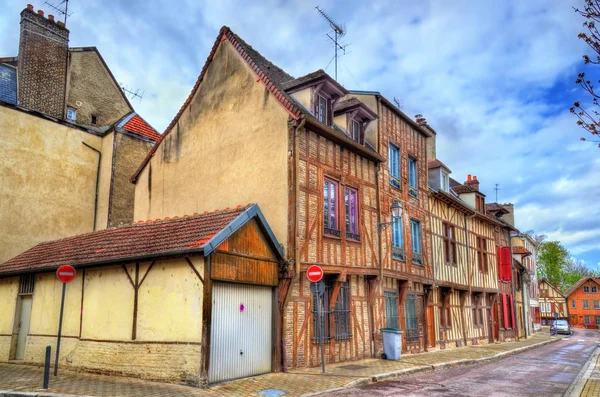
(319, 289), (326, 374)
(54, 282), (66, 376)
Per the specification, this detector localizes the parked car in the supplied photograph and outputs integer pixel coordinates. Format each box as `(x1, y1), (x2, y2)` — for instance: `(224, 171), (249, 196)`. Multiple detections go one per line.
(552, 319), (572, 335)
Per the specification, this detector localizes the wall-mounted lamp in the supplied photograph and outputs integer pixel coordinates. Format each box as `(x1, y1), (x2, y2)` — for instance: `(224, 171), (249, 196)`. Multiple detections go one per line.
(378, 201), (402, 232)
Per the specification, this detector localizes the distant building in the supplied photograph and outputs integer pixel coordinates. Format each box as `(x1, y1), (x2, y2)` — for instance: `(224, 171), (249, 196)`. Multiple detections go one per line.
(0, 4), (159, 263)
(538, 278), (568, 325)
(565, 277), (600, 328)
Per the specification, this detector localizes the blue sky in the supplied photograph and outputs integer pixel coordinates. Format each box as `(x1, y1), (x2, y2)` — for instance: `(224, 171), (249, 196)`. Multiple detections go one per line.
(1, 0), (598, 266)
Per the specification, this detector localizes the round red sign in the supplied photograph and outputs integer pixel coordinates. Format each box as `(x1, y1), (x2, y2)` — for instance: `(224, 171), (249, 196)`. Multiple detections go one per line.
(306, 265), (324, 283)
(56, 265), (76, 283)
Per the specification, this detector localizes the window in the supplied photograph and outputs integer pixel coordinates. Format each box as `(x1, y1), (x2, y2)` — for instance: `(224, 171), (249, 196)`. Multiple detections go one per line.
(476, 195), (485, 212)
(350, 119), (361, 143)
(91, 115), (97, 125)
(477, 237), (488, 273)
(19, 274), (35, 295)
(345, 187), (359, 241)
(498, 246), (512, 281)
(593, 286), (598, 293)
(323, 178), (340, 237)
(404, 293), (418, 341)
(595, 316), (600, 325)
(315, 94), (328, 124)
(472, 294), (484, 327)
(584, 286), (590, 293)
(572, 300), (576, 309)
(585, 315), (591, 324)
(392, 215), (405, 261)
(66, 107), (77, 121)
(584, 300), (589, 309)
(408, 156), (418, 198)
(443, 222), (457, 265)
(546, 302), (551, 313)
(388, 144), (400, 189)
(440, 290), (452, 329)
(410, 219), (422, 265)
(595, 300), (600, 309)
(313, 280), (351, 342)
(541, 303), (546, 313)
(441, 171), (450, 192)
(384, 291), (399, 328)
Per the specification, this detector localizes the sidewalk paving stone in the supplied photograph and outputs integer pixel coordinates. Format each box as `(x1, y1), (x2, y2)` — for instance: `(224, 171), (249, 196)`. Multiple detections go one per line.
(0, 333), (558, 397)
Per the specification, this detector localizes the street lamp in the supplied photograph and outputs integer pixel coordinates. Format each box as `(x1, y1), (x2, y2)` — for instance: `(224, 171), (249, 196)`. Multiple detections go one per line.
(378, 201), (403, 232)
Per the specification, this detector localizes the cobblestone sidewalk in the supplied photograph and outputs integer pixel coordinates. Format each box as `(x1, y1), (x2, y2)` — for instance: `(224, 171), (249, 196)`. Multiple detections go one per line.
(579, 348), (600, 397)
(0, 333), (559, 397)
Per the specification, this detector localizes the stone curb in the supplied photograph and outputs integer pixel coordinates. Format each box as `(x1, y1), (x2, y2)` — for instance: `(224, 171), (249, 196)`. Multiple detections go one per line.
(564, 344), (600, 397)
(301, 337), (562, 397)
(0, 392), (96, 397)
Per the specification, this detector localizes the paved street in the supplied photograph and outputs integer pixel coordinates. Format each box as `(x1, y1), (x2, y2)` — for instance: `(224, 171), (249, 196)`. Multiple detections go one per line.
(332, 330), (599, 397)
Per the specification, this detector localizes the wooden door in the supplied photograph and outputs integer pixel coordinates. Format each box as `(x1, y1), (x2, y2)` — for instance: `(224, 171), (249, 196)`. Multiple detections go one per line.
(427, 305), (435, 348)
(16, 296), (32, 360)
(493, 302), (499, 341)
(487, 308), (494, 343)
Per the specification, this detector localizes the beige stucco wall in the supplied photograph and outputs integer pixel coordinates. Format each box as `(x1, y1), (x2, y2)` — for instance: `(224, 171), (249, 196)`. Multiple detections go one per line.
(0, 106), (111, 263)
(67, 49), (132, 127)
(290, 87), (311, 110)
(133, 40), (289, 253)
(0, 257), (204, 383)
(95, 132), (115, 230)
(0, 277), (18, 361)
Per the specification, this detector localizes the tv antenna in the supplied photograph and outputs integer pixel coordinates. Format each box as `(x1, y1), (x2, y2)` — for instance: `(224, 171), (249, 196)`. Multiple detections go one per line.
(44, 0), (72, 25)
(494, 183), (500, 202)
(316, 6), (347, 80)
(119, 83), (144, 102)
(393, 97), (404, 110)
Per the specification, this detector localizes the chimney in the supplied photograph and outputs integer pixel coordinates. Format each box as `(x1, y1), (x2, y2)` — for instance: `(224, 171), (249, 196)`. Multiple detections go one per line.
(17, 4), (70, 119)
(500, 203), (514, 227)
(465, 174), (480, 191)
(415, 114), (438, 161)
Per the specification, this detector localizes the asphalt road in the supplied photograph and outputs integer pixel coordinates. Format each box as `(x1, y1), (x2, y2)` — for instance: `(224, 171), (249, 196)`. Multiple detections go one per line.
(331, 331), (599, 397)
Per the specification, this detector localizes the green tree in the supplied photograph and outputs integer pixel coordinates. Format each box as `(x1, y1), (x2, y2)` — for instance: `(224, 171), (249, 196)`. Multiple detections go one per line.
(537, 241), (570, 290)
(563, 258), (599, 288)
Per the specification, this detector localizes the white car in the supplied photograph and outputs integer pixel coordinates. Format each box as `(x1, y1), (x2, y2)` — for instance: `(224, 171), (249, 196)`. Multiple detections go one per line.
(553, 319), (572, 335)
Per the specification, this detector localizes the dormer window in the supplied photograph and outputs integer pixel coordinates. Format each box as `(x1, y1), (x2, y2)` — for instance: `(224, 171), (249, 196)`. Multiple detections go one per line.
(476, 195), (485, 212)
(315, 94), (329, 124)
(441, 171), (450, 192)
(350, 120), (361, 142)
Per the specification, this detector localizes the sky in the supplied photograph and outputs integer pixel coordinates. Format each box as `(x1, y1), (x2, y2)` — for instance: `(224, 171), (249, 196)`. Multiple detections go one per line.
(1, 0), (599, 266)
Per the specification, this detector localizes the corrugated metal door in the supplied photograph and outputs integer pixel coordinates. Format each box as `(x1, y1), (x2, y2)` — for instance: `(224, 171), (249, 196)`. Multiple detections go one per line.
(209, 282), (273, 384)
(16, 296), (32, 360)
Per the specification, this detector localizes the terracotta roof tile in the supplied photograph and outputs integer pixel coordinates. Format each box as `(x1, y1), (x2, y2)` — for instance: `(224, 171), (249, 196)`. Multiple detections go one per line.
(512, 246), (531, 255)
(122, 114), (161, 141)
(427, 159), (452, 172)
(0, 206), (251, 276)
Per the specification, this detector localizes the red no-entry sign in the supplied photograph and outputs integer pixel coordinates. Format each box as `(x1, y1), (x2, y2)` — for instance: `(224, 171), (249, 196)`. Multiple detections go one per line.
(56, 265), (76, 283)
(306, 265), (324, 283)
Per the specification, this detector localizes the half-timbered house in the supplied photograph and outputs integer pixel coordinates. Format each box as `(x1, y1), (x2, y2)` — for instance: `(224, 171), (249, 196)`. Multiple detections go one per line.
(538, 278), (568, 325)
(129, 27), (387, 380)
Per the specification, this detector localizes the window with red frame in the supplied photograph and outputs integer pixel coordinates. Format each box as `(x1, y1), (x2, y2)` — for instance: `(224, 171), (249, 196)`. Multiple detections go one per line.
(323, 178), (340, 237)
(345, 187), (359, 241)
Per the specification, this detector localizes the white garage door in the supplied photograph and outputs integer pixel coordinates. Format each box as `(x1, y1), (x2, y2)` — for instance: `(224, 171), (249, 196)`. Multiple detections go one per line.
(208, 282), (273, 384)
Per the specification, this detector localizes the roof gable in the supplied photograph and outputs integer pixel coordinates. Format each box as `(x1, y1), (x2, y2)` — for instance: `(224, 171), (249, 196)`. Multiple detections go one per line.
(118, 113), (161, 141)
(540, 278), (566, 298)
(564, 276), (600, 297)
(0, 204), (283, 277)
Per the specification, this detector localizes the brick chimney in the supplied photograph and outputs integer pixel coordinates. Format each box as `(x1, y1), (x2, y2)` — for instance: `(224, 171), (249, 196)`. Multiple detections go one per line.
(500, 203), (514, 227)
(17, 4), (69, 119)
(465, 174), (480, 191)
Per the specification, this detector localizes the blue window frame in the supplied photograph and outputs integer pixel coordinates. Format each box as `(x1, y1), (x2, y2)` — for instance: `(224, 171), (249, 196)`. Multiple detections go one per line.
(388, 144), (400, 189)
(408, 156), (418, 198)
(411, 219), (422, 265)
(392, 215), (404, 260)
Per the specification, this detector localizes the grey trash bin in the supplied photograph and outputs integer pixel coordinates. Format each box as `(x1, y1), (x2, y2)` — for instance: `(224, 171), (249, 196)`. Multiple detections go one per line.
(380, 328), (403, 360)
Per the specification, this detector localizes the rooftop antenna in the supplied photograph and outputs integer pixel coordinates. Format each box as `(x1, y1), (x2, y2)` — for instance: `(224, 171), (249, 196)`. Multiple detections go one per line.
(315, 6), (346, 81)
(119, 83), (144, 102)
(44, 0), (72, 25)
(393, 97), (404, 110)
(494, 183), (500, 202)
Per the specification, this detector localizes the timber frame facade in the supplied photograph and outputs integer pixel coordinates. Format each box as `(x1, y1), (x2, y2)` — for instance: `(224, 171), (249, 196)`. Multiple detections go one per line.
(538, 278), (568, 324)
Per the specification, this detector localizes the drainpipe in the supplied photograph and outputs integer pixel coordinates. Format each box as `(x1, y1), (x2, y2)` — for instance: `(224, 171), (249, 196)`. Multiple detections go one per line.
(521, 268), (529, 338)
(82, 142), (101, 231)
(509, 234), (519, 340)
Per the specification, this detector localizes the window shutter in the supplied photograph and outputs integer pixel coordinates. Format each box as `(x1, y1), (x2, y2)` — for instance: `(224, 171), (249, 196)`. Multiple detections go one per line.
(502, 293), (509, 329)
(500, 247), (512, 281)
(509, 295), (516, 329)
(550, 302), (555, 313)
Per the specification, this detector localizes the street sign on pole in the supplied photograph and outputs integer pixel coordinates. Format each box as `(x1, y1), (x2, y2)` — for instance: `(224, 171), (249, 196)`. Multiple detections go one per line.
(307, 265), (323, 283)
(307, 265), (325, 373)
(553, 312), (559, 318)
(54, 265), (76, 376)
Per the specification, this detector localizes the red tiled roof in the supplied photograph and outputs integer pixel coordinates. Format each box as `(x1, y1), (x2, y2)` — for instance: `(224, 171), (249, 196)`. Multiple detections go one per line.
(427, 159), (452, 172)
(122, 114), (161, 141)
(565, 277), (600, 297)
(512, 246), (531, 255)
(0, 206), (251, 276)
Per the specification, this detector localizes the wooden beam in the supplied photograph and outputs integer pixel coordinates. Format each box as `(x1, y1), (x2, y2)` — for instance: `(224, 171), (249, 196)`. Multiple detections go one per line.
(132, 263), (139, 340)
(185, 257), (204, 284)
(200, 256), (213, 387)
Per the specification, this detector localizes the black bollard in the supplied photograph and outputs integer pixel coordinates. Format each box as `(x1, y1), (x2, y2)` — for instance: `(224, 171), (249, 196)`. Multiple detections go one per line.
(43, 345), (51, 389)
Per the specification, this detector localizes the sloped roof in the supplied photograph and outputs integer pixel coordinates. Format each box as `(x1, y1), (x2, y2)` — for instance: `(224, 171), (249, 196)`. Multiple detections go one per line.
(512, 246), (532, 256)
(118, 113), (161, 141)
(0, 63), (17, 105)
(131, 26), (384, 182)
(333, 97), (378, 119)
(485, 202), (509, 215)
(539, 278), (566, 298)
(564, 276), (600, 297)
(282, 69), (347, 96)
(428, 159), (452, 173)
(0, 204), (283, 277)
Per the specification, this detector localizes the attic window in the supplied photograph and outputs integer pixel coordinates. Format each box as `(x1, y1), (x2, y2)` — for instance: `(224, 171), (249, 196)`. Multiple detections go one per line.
(350, 120), (361, 143)
(441, 171), (450, 192)
(476, 195), (485, 212)
(91, 115), (97, 125)
(315, 94), (328, 124)
(66, 107), (77, 121)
